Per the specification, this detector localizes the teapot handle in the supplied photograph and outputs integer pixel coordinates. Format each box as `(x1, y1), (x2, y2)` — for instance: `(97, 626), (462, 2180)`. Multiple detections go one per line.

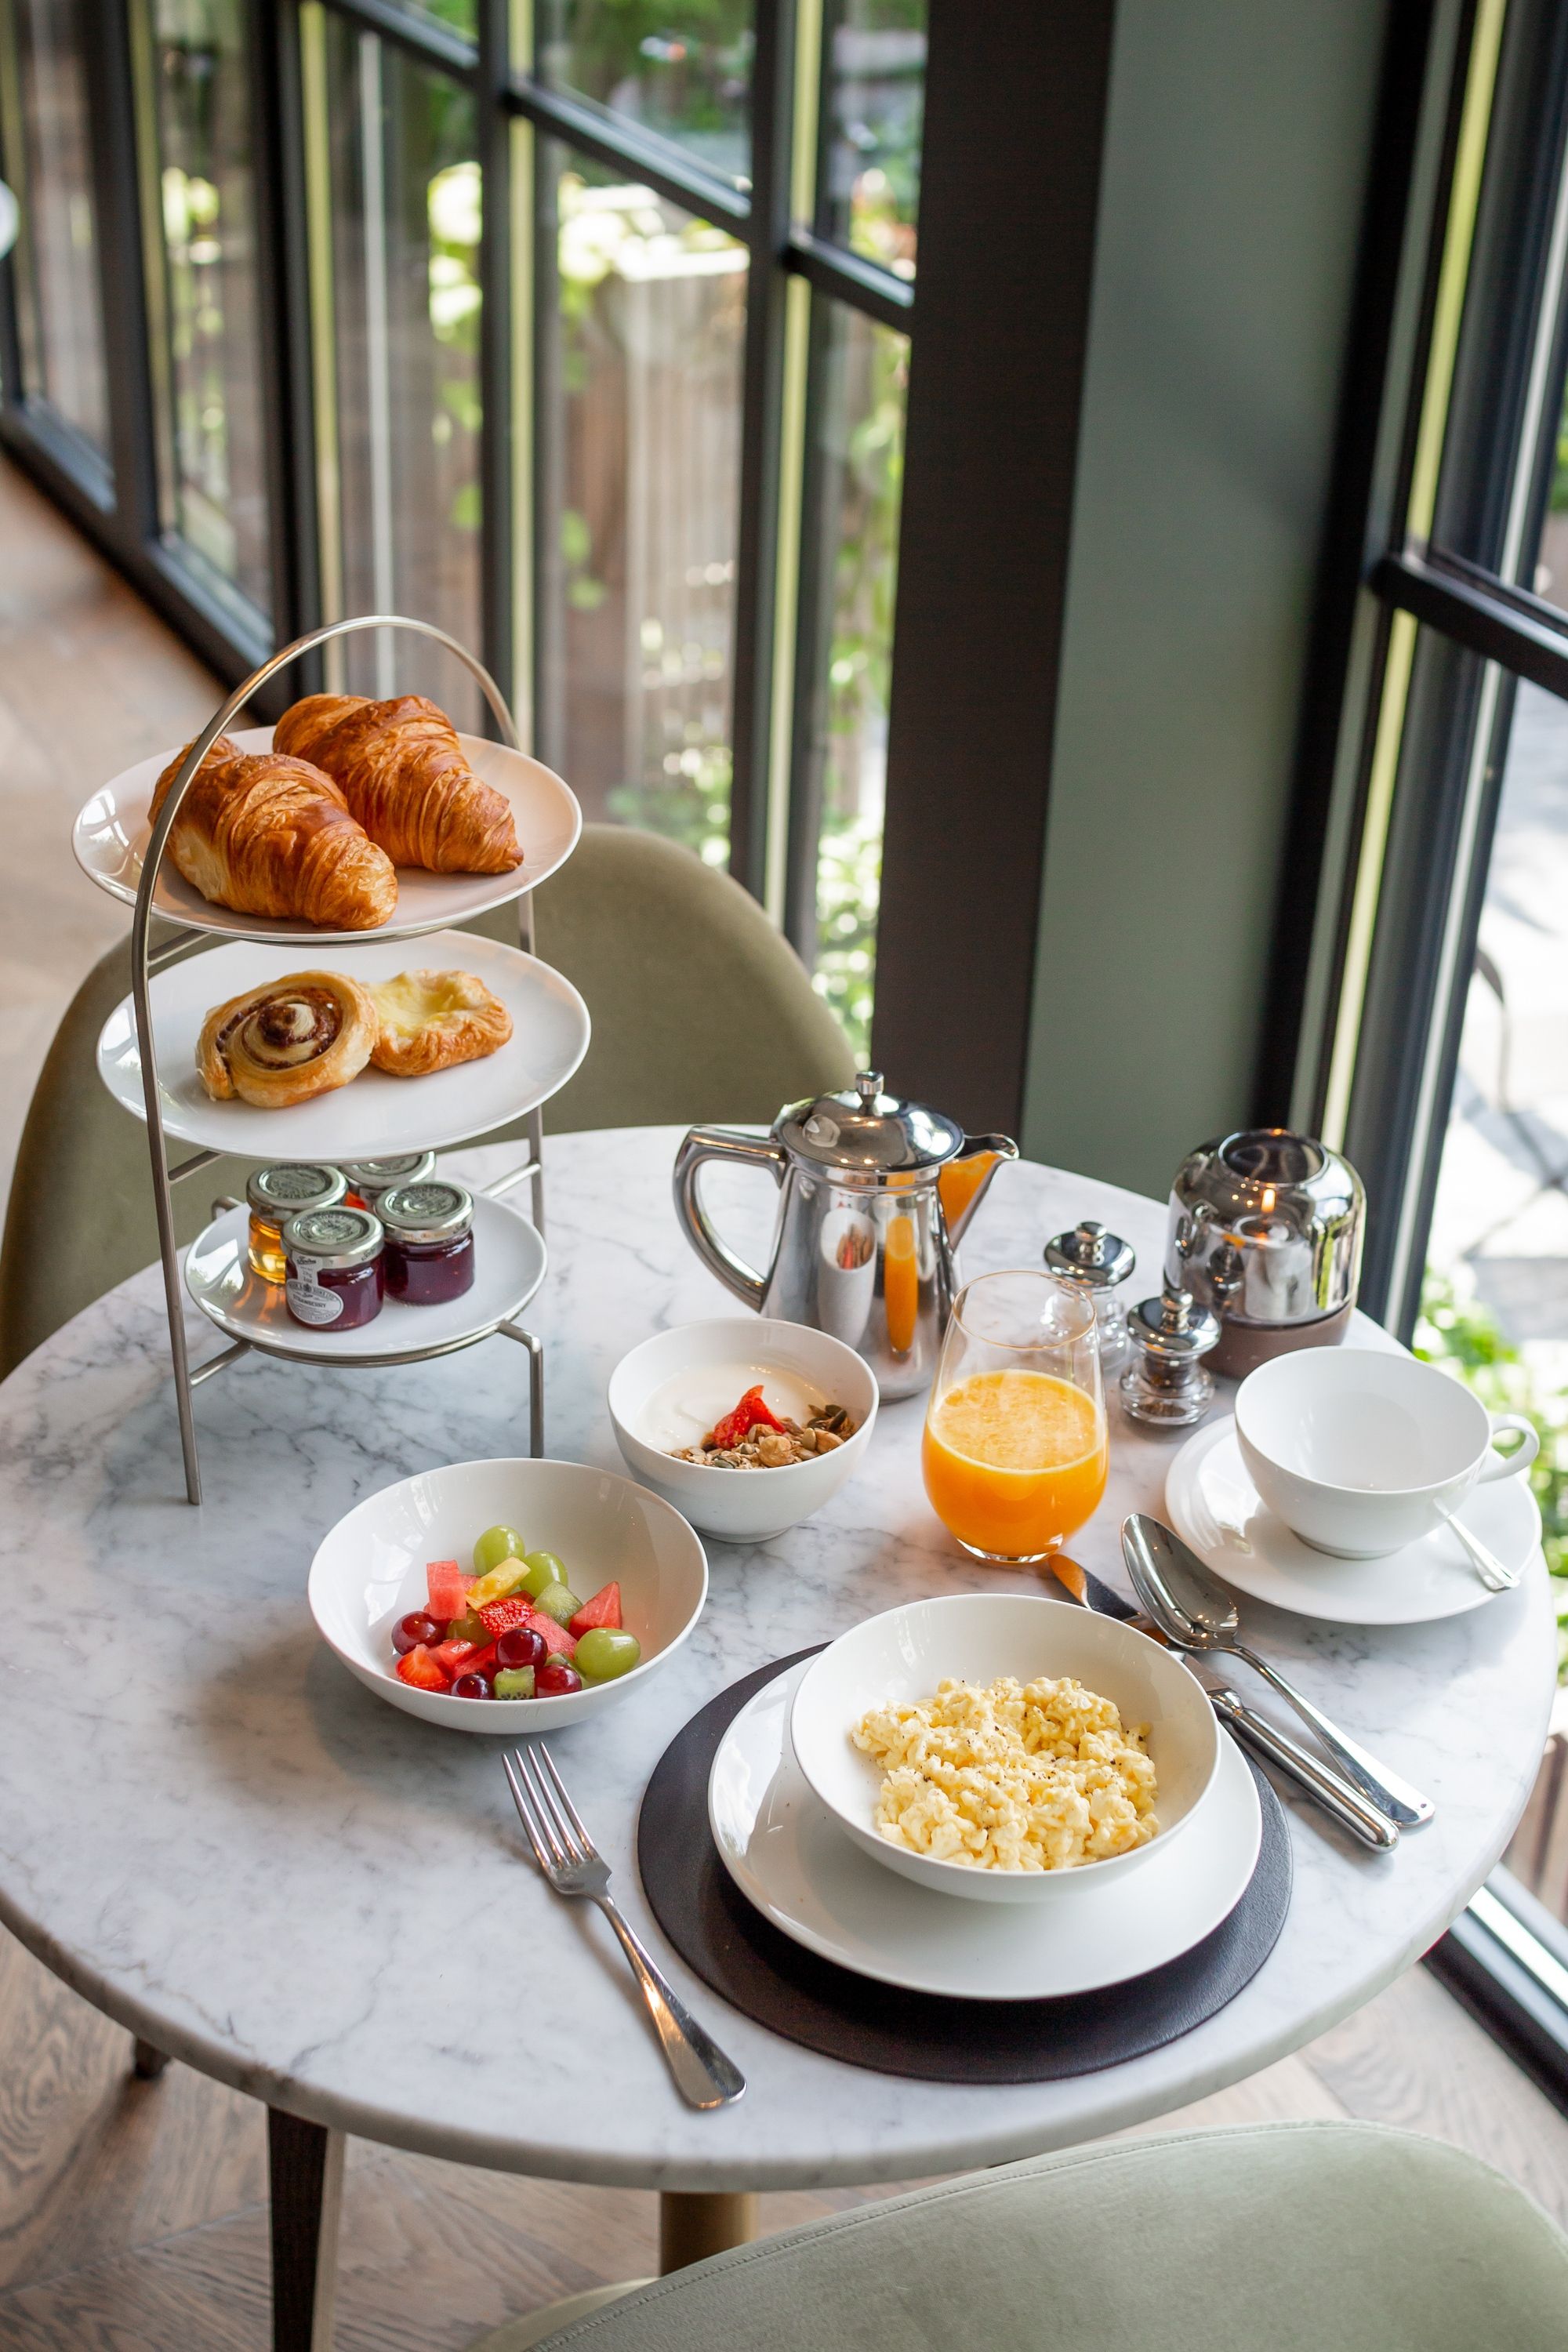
(673, 1127), (787, 1311)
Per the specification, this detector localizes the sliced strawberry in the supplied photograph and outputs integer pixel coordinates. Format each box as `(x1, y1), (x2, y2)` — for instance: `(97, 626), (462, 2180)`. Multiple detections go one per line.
(426, 1559), (469, 1621)
(568, 1581), (622, 1638)
(396, 1644), (451, 1693)
(478, 1595), (533, 1637)
(522, 1605), (576, 1658)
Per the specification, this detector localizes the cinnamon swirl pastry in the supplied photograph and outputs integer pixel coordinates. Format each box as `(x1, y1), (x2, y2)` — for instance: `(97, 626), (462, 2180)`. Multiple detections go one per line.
(198, 971), (379, 1108)
(368, 969), (514, 1077)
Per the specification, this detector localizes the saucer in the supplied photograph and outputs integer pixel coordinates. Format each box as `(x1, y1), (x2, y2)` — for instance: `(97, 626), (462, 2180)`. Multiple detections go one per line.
(706, 1660), (1261, 2002)
(1166, 1416), (1541, 1625)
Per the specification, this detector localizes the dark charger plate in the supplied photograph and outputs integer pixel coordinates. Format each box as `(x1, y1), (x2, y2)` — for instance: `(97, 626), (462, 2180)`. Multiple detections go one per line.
(637, 1649), (1292, 2084)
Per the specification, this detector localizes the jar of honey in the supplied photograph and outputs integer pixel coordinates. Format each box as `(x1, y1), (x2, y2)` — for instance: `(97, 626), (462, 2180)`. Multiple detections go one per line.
(337, 1152), (437, 1211)
(246, 1163), (347, 1285)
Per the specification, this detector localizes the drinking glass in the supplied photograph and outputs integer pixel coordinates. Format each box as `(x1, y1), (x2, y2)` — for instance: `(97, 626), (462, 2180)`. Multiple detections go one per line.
(922, 1269), (1108, 1563)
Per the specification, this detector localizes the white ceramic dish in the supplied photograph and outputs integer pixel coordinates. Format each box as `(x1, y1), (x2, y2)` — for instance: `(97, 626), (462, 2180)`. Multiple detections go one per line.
(1166, 1414), (1541, 1625)
(186, 1195), (546, 1363)
(1234, 1348), (1538, 1559)
(309, 1457), (707, 1733)
(710, 1658), (1262, 1998)
(96, 928), (590, 1158)
(789, 1593), (1220, 1905)
(607, 1318), (877, 1542)
(72, 724), (582, 944)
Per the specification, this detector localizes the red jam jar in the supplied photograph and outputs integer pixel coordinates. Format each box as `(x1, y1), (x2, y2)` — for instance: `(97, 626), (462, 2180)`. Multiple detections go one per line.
(337, 1152), (437, 1212)
(378, 1179), (476, 1306)
(281, 1206), (385, 1330)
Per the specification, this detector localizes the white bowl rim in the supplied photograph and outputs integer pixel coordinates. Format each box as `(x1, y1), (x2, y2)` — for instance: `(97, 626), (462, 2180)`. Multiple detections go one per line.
(1235, 1349), (1490, 1501)
(606, 1317), (879, 1487)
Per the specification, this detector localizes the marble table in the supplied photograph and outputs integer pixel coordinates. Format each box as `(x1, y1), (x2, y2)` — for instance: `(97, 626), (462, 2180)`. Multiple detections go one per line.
(0, 1127), (1555, 2349)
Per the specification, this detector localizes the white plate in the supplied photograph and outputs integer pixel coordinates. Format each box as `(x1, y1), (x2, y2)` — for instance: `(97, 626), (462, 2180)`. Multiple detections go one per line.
(1166, 1415), (1542, 1625)
(72, 724), (581, 944)
(707, 1660), (1262, 2000)
(96, 928), (590, 1157)
(186, 1196), (546, 1364)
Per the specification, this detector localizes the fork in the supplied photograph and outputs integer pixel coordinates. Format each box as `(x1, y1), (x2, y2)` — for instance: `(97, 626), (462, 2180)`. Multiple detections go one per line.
(503, 1743), (746, 2110)
(1436, 1508), (1520, 1593)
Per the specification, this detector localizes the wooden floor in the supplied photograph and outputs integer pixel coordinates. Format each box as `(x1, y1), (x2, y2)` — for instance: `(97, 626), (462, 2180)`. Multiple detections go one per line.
(2, 454), (1568, 2345)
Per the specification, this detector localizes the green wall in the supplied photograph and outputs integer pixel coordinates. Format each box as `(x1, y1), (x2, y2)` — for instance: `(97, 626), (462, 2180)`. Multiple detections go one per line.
(1022, 0), (1390, 1199)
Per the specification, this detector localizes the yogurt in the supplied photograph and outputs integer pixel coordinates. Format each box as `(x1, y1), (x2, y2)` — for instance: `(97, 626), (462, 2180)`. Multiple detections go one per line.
(637, 1364), (827, 1455)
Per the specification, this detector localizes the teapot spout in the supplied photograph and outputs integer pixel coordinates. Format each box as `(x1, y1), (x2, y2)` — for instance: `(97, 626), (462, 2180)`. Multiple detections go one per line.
(939, 1134), (1019, 1243)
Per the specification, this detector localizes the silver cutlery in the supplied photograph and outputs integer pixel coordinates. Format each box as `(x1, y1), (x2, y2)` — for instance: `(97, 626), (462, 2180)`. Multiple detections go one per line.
(1049, 1555), (1399, 1851)
(1436, 1507), (1520, 1592)
(503, 1743), (746, 2111)
(1122, 1514), (1436, 1831)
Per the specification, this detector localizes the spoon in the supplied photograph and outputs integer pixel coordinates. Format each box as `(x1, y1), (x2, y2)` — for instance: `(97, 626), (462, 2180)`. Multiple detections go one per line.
(1435, 1508), (1519, 1593)
(1122, 1514), (1436, 1830)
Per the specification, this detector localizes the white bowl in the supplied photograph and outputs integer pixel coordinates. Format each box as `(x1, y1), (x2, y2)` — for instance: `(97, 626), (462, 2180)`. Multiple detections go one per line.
(308, 1457), (707, 1733)
(789, 1593), (1221, 1904)
(607, 1318), (878, 1543)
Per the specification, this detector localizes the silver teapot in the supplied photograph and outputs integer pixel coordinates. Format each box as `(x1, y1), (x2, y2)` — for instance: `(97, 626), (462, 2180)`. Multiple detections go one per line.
(673, 1072), (1018, 1398)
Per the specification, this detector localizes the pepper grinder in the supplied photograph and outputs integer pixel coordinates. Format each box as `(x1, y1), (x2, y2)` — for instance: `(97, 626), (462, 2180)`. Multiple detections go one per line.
(1044, 1219), (1137, 1367)
(1120, 1287), (1220, 1427)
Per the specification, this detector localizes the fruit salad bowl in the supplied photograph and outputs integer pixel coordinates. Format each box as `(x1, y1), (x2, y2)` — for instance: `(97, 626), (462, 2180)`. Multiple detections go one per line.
(309, 1457), (708, 1733)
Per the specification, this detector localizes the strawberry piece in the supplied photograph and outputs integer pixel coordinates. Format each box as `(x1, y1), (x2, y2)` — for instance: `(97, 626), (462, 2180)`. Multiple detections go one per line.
(568, 1581), (622, 1638)
(704, 1383), (786, 1450)
(478, 1595), (533, 1637)
(396, 1645), (450, 1693)
(426, 1560), (469, 1621)
(522, 1605), (576, 1657)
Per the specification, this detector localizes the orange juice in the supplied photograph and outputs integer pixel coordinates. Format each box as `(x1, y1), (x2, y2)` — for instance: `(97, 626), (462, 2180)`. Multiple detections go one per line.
(884, 1214), (919, 1352)
(938, 1151), (997, 1234)
(923, 1368), (1107, 1559)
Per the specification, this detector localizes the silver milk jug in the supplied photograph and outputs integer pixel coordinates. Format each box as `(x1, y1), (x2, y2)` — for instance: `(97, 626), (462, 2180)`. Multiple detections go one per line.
(673, 1071), (1018, 1399)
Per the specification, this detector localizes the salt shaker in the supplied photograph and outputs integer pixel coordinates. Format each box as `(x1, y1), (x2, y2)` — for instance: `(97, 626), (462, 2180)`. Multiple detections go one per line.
(1120, 1287), (1220, 1427)
(1044, 1219), (1137, 1367)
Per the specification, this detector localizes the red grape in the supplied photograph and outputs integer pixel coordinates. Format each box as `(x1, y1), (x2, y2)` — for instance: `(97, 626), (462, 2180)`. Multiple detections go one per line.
(495, 1625), (547, 1671)
(393, 1612), (441, 1655)
(535, 1661), (583, 1697)
(451, 1671), (494, 1700)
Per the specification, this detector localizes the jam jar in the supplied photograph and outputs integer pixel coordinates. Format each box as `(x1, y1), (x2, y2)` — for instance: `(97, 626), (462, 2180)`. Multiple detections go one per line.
(378, 1179), (476, 1306)
(338, 1152), (437, 1212)
(246, 1163), (347, 1285)
(281, 1206), (385, 1330)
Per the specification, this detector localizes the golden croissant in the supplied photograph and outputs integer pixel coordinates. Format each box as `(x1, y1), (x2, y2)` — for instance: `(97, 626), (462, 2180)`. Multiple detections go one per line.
(150, 738), (399, 931)
(368, 969), (514, 1077)
(273, 694), (523, 873)
(198, 971), (380, 1108)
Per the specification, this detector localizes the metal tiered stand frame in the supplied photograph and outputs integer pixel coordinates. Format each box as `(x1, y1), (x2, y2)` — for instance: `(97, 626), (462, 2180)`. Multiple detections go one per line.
(129, 615), (552, 1504)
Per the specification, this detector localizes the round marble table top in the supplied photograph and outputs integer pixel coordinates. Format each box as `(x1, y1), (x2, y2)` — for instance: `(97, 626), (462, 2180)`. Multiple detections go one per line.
(0, 1128), (1553, 2190)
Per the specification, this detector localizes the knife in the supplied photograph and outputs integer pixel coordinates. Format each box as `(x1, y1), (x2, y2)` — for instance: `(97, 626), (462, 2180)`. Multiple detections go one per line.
(1047, 1555), (1400, 1852)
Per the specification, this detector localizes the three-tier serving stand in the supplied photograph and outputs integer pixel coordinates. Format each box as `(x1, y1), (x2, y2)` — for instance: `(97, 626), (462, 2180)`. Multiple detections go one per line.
(108, 615), (573, 1504)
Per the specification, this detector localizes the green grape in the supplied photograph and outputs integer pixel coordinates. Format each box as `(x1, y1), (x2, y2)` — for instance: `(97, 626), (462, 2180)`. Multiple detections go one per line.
(574, 1628), (641, 1682)
(531, 1580), (583, 1627)
(520, 1550), (568, 1600)
(494, 1666), (535, 1700)
(474, 1523), (526, 1577)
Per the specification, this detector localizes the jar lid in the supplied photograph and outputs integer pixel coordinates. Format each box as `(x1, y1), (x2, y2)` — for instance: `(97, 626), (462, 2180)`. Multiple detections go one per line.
(247, 1163), (347, 1218)
(1044, 1220), (1136, 1290)
(1128, 1288), (1219, 1362)
(282, 1205), (384, 1270)
(376, 1179), (474, 1244)
(777, 1070), (965, 1178)
(337, 1152), (437, 1190)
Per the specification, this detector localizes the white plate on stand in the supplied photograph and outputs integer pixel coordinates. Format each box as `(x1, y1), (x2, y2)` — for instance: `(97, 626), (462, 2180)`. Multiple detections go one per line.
(706, 1660), (1262, 2002)
(1165, 1414), (1541, 1626)
(95, 928), (590, 1157)
(186, 1196), (546, 1364)
(71, 726), (582, 945)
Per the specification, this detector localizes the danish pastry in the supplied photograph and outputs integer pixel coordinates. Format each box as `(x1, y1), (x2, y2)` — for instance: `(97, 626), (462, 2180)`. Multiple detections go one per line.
(273, 694), (523, 873)
(368, 969), (514, 1078)
(151, 738), (398, 930)
(198, 971), (380, 1108)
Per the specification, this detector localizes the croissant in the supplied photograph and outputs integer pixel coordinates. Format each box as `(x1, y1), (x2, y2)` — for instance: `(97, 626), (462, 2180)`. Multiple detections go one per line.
(273, 694), (523, 873)
(150, 739), (398, 931)
(368, 969), (514, 1076)
(198, 971), (379, 1108)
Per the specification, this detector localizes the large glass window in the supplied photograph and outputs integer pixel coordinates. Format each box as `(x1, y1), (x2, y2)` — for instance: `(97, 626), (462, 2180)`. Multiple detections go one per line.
(818, 0), (924, 278)
(143, 0), (270, 619)
(7, 0), (108, 456)
(536, 4), (752, 188)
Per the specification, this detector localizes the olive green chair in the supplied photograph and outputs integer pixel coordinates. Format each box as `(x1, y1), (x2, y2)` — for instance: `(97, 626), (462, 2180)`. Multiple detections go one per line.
(0, 824), (852, 1378)
(477, 2123), (1568, 2352)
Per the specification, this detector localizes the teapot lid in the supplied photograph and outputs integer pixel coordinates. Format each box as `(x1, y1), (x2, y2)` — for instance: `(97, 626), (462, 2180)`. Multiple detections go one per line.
(777, 1070), (966, 1175)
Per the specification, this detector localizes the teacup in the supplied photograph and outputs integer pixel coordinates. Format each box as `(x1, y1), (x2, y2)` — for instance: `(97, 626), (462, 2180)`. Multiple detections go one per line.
(1234, 1348), (1538, 1559)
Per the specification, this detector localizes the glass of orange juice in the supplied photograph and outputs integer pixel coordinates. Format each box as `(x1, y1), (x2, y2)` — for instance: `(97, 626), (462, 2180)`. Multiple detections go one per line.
(922, 1270), (1108, 1563)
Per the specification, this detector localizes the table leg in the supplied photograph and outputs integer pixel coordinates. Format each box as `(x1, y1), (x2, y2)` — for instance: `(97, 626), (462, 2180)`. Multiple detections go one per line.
(131, 2038), (169, 2079)
(268, 2108), (344, 2352)
(659, 2190), (758, 2273)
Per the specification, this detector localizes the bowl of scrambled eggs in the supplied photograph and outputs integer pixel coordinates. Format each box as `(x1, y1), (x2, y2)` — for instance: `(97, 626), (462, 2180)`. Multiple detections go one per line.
(790, 1592), (1221, 1903)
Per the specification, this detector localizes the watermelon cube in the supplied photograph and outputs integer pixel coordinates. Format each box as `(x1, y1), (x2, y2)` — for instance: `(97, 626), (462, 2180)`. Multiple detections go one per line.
(523, 1605), (576, 1658)
(433, 1635), (481, 1675)
(396, 1645), (450, 1693)
(568, 1581), (622, 1639)
(426, 1559), (469, 1622)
